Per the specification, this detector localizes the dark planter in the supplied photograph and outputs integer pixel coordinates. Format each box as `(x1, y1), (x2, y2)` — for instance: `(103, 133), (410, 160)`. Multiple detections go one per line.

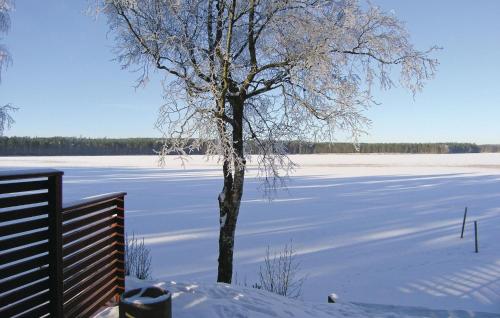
(119, 286), (172, 318)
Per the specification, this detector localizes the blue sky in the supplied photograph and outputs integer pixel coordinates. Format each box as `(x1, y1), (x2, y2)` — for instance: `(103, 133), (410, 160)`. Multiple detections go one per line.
(1, 0), (499, 143)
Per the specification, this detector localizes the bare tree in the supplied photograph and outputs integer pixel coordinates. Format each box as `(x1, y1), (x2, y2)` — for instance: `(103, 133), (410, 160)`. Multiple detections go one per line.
(97, 0), (438, 283)
(256, 243), (305, 299)
(125, 233), (153, 280)
(0, 0), (15, 136)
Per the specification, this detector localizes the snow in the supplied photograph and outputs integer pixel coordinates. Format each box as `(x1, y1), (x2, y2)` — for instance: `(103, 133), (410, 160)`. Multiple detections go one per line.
(329, 293), (338, 303)
(122, 287), (171, 305)
(220, 214), (227, 228)
(1, 154), (500, 314)
(96, 277), (498, 318)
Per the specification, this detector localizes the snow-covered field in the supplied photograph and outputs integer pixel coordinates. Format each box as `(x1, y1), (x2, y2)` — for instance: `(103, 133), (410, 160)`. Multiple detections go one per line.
(2, 154), (500, 314)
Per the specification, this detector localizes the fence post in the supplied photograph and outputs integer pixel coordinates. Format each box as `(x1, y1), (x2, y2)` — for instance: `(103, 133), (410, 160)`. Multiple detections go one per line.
(474, 221), (479, 253)
(47, 172), (64, 317)
(115, 195), (126, 300)
(460, 207), (467, 238)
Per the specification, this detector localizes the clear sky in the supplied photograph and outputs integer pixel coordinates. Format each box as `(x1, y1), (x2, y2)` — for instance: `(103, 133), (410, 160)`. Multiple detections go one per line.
(1, 0), (499, 143)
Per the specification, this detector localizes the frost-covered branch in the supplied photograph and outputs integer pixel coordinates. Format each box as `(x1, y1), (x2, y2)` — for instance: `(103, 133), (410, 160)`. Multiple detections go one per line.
(99, 0), (439, 284)
(0, 104), (16, 136)
(0, 0), (12, 82)
(98, 0), (438, 192)
(0, 0), (15, 136)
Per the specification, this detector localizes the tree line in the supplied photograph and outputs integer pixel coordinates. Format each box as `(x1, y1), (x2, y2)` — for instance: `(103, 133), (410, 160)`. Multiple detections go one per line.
(0, 137), (495, 156)
(285, 141), (484, 154)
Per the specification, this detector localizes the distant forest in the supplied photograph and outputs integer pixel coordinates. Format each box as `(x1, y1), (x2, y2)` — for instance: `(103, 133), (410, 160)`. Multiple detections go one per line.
(0, 137), (497, 156)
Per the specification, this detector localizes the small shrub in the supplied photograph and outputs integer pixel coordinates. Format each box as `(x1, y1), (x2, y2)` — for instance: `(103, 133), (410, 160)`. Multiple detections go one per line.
(256, 242), (306, 298)
(125, 233), (152, 280)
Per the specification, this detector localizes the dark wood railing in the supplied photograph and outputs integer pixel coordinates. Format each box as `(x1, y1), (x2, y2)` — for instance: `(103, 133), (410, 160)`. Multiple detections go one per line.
(0, 169), (126, 318)
(62, 193), (125, 317)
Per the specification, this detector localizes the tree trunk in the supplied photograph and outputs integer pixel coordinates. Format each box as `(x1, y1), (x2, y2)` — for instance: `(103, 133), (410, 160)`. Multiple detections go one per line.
(217, 193), (236, 282)
(217, 159), (245, 283)
(217, 97), (245, 284)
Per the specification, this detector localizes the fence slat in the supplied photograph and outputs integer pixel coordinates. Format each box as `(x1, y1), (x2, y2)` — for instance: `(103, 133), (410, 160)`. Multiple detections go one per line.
(77, 284), (118, 318)
(0, 267), (50, 294)
(62, 199), (117, 222)
(0, 204), (47, 223)
(63, 206), (116, 233)
(0, 255), (49, 280)
(0, 241), (49, 266)
(63, 245), (118, 279)
(63, 226), (116, 257)
(0, 278), (49, 307)
(0, 229), (48, 250)
(0, 290), (50, 317)
(16, 302), (50, 318)
(0, 192), (49, 208)
(62, 192), (125, 212)
(64, 259), (117, 302)
(63, 235), (117, 268)
(64, 252), (118, 291)
(65, 272), (117, 318)
(0, 180), (49, 194)
(62, 216), (115, 246)
(0, 217), (49, 237)
(0, 169), (62, 181)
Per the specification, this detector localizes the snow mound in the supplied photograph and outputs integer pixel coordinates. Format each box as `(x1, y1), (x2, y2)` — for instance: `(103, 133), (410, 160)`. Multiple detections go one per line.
(96, 277), (499, 318)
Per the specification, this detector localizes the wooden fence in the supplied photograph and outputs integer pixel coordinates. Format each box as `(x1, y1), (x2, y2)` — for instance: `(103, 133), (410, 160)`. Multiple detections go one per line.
(0, 169), (126, 317)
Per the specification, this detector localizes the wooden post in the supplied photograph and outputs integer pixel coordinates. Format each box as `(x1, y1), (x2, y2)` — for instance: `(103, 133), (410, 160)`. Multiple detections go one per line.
(115, 196), (126, 298)
(47, 172), (64, 317)
(474, 221), (478, 253)
(460, 207), (467, 238)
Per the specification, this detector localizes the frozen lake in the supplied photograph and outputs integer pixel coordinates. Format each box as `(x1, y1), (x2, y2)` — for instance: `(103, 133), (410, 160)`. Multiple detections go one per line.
(1, 154), (500, 313)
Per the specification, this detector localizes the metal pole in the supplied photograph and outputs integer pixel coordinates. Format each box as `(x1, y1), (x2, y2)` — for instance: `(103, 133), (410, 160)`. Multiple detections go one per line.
(474, 220), (478, 253)
(460, 207), (467, 238)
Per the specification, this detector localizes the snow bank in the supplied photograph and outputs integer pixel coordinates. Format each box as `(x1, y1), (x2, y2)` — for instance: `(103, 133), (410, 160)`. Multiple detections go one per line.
(96, 277), (498, 318)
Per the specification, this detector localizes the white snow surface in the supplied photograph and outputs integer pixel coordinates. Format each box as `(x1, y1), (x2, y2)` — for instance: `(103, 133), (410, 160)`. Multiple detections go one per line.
(121, 287), (171, 305)
(96, 277), (498, 318)
(2, 154), (500, 314)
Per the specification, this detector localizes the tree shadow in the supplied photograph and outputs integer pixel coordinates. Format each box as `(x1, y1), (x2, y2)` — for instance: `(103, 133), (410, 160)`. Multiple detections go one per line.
(3, 164), (499, 313)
